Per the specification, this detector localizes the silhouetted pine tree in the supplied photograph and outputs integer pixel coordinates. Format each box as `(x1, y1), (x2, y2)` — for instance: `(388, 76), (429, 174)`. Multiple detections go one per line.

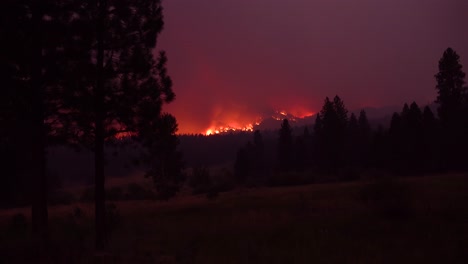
(422, 106), (436, 128)
(313, 113), (323, 136)
(369, 125), (388, 169)
(434, 48), (467, 169)
(295, 127), (311, 171)
(358, 110), (371, 167)
(400, 103), (412, 170)
(141, 114), (184, 201)
(233, 131), (266, 185)
(58, 0), (174, 249)
(358, 110), (371, 142)
(312, 96), (350, 173)
(252, 130), (265, 178)
(253, 130), (264, 166)
(278, 119), (293, 171)
(348, 113), (359, 133)
(0, 0), (77, 237)
(389, 112), (404, 172)
(234, 147), (249, 184)
(407, 102), (424, 172)
(422, 106), (440, 171)
(347, 113), (360, 167)
(312, 114), (324, 168)
(332, 96), (348, 170)
(435, 48), (466, 126)
(388, 102), (426, 173)
(317, 97), (335, 170)
(295, 135), (307, 172)
(334, 96), (349, 128)
(321, 96), (348, 171)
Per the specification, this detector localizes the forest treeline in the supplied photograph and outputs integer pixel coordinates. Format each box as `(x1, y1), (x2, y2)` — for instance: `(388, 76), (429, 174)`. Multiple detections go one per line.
(233, 48), (468, 186)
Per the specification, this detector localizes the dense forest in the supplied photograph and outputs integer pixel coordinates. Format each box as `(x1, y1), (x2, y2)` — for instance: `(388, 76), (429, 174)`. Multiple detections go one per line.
(182, 48), (468, 195)
(2, 48), (466, 203)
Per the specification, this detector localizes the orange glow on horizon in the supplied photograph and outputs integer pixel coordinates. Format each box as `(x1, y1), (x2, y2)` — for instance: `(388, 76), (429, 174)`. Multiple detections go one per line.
(271, 109), (315, 121)
(202, 108), (315, 136)
(168, 98), (316, 135)
(204, 122), (256, 135)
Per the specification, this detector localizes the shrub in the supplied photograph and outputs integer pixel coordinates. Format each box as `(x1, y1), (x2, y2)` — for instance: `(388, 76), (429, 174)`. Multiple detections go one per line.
(80, 187), (94, 202)
(212, 168), (235, 193)
(189, 167), (212, 195)
(125, 183), (155, 200)
(49, 190), (75, 205)
(107, 186), (124, 201)
(189, 167), (235, 198)
(154, 181), (181, 201)
(63, 206), (89, 251)
(106, 203), (121, 239)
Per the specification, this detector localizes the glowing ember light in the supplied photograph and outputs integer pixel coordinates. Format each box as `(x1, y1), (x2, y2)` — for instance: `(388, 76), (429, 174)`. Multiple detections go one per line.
(201, 107), (314, 136)
(295, 112), (315, 118)
(270, 109), (315, 122)
(114, 132), (133, 139)
(204, 123), (257, 136)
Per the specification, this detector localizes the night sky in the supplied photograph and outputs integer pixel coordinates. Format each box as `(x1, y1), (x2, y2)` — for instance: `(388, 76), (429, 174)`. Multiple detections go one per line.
(158, 0), (468, 134)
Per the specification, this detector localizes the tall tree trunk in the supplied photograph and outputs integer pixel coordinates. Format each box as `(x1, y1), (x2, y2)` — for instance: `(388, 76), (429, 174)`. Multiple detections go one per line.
(95, 0), (107, 251)
(30, 1), (48, 240)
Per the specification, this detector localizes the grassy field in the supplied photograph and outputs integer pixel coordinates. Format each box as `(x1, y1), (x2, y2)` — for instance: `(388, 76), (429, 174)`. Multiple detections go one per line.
(1, 173), (468, 263)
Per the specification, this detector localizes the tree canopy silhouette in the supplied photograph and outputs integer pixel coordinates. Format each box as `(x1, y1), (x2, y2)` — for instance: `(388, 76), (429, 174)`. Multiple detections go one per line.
(1, 0), (77, 237)
(141, 114), (184, 201)
(435, 48), (466, 126)
(278, 119), (293, 171)
(314, 96), (349, 171)
(40, 0), (176, 249)
(434, 48), (467, 169)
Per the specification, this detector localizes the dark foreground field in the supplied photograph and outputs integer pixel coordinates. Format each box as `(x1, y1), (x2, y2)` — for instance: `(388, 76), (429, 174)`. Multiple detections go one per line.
(1, 173), (468, 263)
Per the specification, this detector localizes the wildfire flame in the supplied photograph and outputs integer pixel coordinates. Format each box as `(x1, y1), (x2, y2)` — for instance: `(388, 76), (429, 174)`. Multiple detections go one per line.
(205, 122), (259, 135)
(203, 109), (314, 136)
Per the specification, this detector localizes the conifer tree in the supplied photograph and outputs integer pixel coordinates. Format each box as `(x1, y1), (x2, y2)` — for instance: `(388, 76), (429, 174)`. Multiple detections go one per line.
(435, 48), (466, 126)
(434, 48), (466, 169)
(1, 0), (75, 237)
(59, 0), (175, 249)
(278, 119), (293, 171)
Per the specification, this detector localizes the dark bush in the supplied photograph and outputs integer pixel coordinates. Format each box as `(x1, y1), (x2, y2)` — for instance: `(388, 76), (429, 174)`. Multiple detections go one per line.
(189, 167), (235, 198)
(212, 168), (235, 193)
(80, 187), (94, 202)
(106, 203), (121, 239)
(49, 190), (75, 205)
(154, 181), (181, 201)
(189, 167), (212, 195)
(125, 183), (155, 200)
(63, 206), (89, 251)
(107, 186), (124, 201)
